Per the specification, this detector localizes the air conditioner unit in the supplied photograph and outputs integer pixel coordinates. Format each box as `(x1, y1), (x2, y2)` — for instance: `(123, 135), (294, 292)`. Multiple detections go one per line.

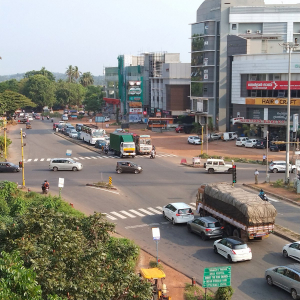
(256, 30), (261, 34)
(246, 29), (252, 34)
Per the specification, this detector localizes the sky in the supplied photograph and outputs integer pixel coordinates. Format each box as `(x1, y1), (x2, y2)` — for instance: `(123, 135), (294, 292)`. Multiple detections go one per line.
(0, 0), (300, 76)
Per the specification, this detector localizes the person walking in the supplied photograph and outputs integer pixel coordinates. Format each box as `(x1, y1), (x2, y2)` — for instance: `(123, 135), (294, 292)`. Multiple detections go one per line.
(262, 154), (266, 165)
(254, 169), (259, 184)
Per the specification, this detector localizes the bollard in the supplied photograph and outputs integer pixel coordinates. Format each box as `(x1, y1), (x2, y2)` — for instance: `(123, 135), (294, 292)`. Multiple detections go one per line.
(192, 277), (196, 286)
(109, 176), (112, 185)
(70, 203), (74, 207)
(28, 188), (30, 192)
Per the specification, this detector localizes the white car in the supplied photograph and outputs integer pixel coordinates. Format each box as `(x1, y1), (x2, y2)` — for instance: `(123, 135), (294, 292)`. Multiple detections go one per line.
(162, 202), (194, 225)
(214, 237), (252, 263)
(245, 139), (258, 148)
(269, 161), (297, 173)
(27, 116), (33, 121)
(209, 133), (221, 140)
(69, 129), (78, 138)
(104, 116), (110, 122)
(283, 241), (300, 262)
(188, 136), (202, 145)
(236, 137), (249, 146)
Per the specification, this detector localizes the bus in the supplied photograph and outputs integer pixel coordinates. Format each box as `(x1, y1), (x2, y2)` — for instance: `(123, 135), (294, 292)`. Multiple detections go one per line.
(80, 125), (106, 145)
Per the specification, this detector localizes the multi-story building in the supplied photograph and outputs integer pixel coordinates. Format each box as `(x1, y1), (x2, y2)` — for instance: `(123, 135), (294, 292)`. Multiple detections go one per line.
(191, 0), (300, 132)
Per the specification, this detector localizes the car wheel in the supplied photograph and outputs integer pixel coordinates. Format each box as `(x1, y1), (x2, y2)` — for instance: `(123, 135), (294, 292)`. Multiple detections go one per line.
(172, 218), (176, 225)
(214, 246), (218, 254)
(266, 275), (273, 286)
(116, 169), (122, 174)
(227, 255), (232, 263)
(232, 229), (240, 238)
(273, 168), (278, 173)
(291, 289), (298, 300)
(134, 169), (139, 174)
(208, 168), (214, 174)
(283, 250), (289, 258)
(163, 211), (166, 219)
(72, 167), (78, 171)
(187, 225), (192, 233)
(53, 167), (58, 172)
(201, 232), (207, 241)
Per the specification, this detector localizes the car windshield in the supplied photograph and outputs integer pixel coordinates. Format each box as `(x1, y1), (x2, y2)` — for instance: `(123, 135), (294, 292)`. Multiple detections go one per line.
(178, 208), (192, 214)
(71, 130), (77, 133)
(207, 222), (221, 228)
(194, 137), (200, 140)
(232, 243), (247, 250)
(69, 159), (76, 164)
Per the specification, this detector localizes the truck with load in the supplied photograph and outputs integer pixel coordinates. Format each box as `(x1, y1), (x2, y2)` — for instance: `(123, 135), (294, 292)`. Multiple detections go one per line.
(133, 134), (152, 154)
(110, 133), (136, 158)
(196, 182), (277, 241)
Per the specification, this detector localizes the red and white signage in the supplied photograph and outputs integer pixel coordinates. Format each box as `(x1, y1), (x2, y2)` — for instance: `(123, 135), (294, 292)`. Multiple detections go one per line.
(235, 119), (286, 125)
(129, 108), (142, 114)
(247, 81), (300, 90)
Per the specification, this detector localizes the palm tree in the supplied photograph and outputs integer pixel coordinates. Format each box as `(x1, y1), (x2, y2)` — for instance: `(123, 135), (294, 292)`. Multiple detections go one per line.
(80, 72), (94, 87)
(65, 65), (74, 83)
(73, 66), (81, 82)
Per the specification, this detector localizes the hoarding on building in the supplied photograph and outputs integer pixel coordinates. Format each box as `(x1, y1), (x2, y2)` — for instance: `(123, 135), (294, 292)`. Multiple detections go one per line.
(246, 98), (300, 106)
(247, 108), (264, 119)
(129, 101), (142, 108)
(247, 81), (300, 90)
(129, 108), (142, 114)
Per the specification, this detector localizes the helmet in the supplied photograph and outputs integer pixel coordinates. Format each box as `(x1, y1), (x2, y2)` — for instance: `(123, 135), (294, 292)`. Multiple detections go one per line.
(260, 189), (263, 192)
(45, 180), (47, 182)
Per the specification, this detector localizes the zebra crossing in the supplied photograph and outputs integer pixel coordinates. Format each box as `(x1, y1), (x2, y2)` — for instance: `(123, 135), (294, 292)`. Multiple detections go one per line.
(23, 153), (177, 163)
(104, 202), (197, 221)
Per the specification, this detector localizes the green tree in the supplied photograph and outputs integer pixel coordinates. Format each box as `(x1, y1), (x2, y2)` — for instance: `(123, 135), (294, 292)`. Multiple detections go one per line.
(55, 80), (71, 107)
(24, 67), (55, 82)
(0, 79), (20, 93)
(0, 91), (36, 116)
(65, 65), (74, 83)
(0, 251), (43, 300)
(68, 83), (86, 106)
(80, 72), (94, 87)
(73, 66), (81, 82)
(83, 85), (103, 114)
(23, 75), (56, 109)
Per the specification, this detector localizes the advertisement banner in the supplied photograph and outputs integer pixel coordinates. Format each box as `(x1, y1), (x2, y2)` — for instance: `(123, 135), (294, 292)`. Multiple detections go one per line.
(129, 114), (142, 123)
(129, 96), (141, 101)
(129, 108), (142, 114)
(236, 119), (286, 124)
(128, 101), (142, 108)
(156, 112), (161, 117)
(247, 108), (264, 119)
(246, 98), (300, 106)
(247, 81), (300, 90)
(268, 108), (298, 121)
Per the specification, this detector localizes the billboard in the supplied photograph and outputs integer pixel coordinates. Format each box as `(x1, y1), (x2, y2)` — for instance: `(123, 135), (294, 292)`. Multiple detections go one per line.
(246, 98), (300, 106)
(247, 81), (300, 90)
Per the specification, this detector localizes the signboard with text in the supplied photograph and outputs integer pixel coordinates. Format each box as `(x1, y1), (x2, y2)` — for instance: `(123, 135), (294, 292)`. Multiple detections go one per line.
(203, 266), (231, 288)
(246, 98), (300, 106)
(247, 81), (300, 90)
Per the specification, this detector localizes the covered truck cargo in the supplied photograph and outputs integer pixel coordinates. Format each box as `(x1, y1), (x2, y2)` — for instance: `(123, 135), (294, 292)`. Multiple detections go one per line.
(203, 183), (277, 226)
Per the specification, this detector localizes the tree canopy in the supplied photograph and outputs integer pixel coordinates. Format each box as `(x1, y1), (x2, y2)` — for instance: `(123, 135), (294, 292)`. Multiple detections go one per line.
(24, 67), (55, 82)
(80, 72), (94, 87)
(0, 79), (20, 93)
(82, 86), (103, 114)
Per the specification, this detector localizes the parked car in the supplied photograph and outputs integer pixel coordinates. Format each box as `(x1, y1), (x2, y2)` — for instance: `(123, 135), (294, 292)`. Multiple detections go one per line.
(49, 158), (83, 171)
(53, 123), (59, 130)
(69, 129), (78, 138)
(283, 241), (300, 262)
(64, 126), (75, 136)
(265, 264), (300, 299)
(35, 114), (40, 120)
(245, 139), (259, 148)
(205, 159), (233, 174)
(188, 136), (202, 145)
(0, 162), (20, 173)
(95, 139), (108, 149)
(254, 140), (270, 149)
(116, 161), (142, 174)
(27, 115), (33, 121)
(175, 125), (184, 133)
(213, 237), (252, 263)
(236, 137), (249, 147)
(270, 142), (286, 152)
(104, 116), (110, 122)
(187, 216), (223, 241)
(221, 132), (238, 141)
(62, 115), (68, 121)
(162, 202), (194, 225)
(209, 133), (221, 140)
(113, 128), (125, 133)
(269, 161), (297, 173)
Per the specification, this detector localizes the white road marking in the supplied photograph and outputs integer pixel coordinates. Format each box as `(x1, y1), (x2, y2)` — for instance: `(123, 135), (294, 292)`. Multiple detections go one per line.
(110, 211), (127, 219)
(85, 157), (91, 159)
(147, 207), (162, 214)
(156, 206), (163, 210)
(73, 157), (79, 160)
(129, 209), (145, 217)
(79, 157), (85, 160)
(103, 156), (110, 159)
(27, 159), (32, 162)
(40, 158), (44, 161)
(138, 208), (154, 215)
(85, 186), (119, 194)
(104, 214), (117, 220)
(34, 159), (38, 162)
(120, 211), (136, 218)
(114, 156), (119, 158)
(47, 158), (51, 161)
(268, 198), (279, 203)
(125, 222), (170, 229)
(97, 156), (104, 159)
(90, 156), (97, 159)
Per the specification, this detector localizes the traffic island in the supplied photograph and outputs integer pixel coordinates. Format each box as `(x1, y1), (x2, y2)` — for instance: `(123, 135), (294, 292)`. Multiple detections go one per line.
(86, 181), (117, 190)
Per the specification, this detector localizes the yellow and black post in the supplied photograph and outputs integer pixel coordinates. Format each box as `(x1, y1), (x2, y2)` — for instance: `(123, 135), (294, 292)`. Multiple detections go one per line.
(20, 129), (25, 187)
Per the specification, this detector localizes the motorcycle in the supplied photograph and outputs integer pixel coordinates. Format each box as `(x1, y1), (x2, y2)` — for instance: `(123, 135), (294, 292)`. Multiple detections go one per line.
(22, 132), (26, 138)
(104, 147), (109, 155)
(47, 116), (50, 120)
(258, 193), (268, 201)
(150, 151), (156, 159)
(42, 184), (49, 194)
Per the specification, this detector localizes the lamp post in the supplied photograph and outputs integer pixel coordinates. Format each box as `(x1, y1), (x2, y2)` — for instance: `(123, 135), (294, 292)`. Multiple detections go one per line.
(279, 42), (299, 184)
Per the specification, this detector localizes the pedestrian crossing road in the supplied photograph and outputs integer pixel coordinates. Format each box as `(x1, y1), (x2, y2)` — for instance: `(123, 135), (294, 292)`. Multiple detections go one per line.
(23, 153), (177, 163)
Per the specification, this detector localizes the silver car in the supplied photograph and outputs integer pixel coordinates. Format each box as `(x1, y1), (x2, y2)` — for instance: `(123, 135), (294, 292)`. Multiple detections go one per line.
(265, 264), (300, 299)
(269, 161), (297, 173)
(49, 158), (83, 171)
(69, 129), (78, 138)
(187, 216), (223, 241)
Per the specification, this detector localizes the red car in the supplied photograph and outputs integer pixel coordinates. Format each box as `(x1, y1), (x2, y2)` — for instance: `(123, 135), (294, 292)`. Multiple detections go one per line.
(175, 125), (184, 133)
(35, 115), (40, 120)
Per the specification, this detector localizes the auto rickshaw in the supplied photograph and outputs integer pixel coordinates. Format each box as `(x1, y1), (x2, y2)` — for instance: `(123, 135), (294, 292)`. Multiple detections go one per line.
(26, 122), (32, 129)
(140, 268), (171, 300)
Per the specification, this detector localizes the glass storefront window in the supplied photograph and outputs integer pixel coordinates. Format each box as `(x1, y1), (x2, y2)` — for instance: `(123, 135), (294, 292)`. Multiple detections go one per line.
(191, 82), (203, 97)
(192, 23), (205, 36)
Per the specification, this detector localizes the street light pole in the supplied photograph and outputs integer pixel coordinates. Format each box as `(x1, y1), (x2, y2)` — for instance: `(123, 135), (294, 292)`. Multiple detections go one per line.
(279, 42), (299, 184)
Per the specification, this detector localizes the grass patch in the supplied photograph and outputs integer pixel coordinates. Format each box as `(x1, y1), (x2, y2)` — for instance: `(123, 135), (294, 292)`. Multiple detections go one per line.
(149, 260), (164, 270)
(91, 181), (115, 189)
(199, 153), (263, 165)
(184, 283), (214, 300)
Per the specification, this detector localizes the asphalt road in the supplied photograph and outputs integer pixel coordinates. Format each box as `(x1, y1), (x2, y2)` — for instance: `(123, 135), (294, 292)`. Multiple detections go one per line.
(2, 119), (300, 300)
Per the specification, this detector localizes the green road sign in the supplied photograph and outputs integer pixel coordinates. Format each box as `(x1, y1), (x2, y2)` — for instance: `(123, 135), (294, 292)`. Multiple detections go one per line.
(203, 266), (231, 288)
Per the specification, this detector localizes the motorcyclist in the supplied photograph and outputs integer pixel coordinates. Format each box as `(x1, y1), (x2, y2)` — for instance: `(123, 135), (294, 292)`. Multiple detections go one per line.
(259, 189), (265, 199)
(150, 149), (155, 158)
(22, 132), (26, 138)
(47, 115), (50, 120)
(42, 180), (50, 192)
(104, 144), (109, 154)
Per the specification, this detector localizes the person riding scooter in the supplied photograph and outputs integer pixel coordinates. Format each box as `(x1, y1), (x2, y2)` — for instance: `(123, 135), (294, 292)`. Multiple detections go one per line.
(104, 144), (109, 155)
(42, 180), (50, 194)
(150, 149), (156, 159)
(258, 189), (268, 201)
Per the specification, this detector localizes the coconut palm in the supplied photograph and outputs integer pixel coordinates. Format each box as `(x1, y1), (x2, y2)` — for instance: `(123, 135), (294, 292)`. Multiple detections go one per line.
(66, 65), (74, 83)
(73, 66), (81, 81)
(80, 72), (94, 87)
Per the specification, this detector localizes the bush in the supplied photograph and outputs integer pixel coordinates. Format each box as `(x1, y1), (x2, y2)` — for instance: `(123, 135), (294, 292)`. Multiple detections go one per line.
(273, 179), (284, 188)
(0, 136), (12, 152)
(215, 286), (234, 300)
(184, 283), (214, 300)
(149, 260), (164, 270)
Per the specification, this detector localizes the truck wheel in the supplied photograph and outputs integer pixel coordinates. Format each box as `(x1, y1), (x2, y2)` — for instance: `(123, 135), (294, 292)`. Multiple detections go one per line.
(225, 225), (233, 236)
(120, 153), (123, 158)
(208, 168), (214, 174)
(232, 229), (240, 238)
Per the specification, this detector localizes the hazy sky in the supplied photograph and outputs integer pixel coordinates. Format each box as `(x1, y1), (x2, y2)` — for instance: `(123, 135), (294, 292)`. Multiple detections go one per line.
(0, 0), (299, 76)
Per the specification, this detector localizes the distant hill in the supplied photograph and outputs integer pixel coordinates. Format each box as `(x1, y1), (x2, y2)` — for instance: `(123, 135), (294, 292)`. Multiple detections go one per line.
(0, 73), (105, 85)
